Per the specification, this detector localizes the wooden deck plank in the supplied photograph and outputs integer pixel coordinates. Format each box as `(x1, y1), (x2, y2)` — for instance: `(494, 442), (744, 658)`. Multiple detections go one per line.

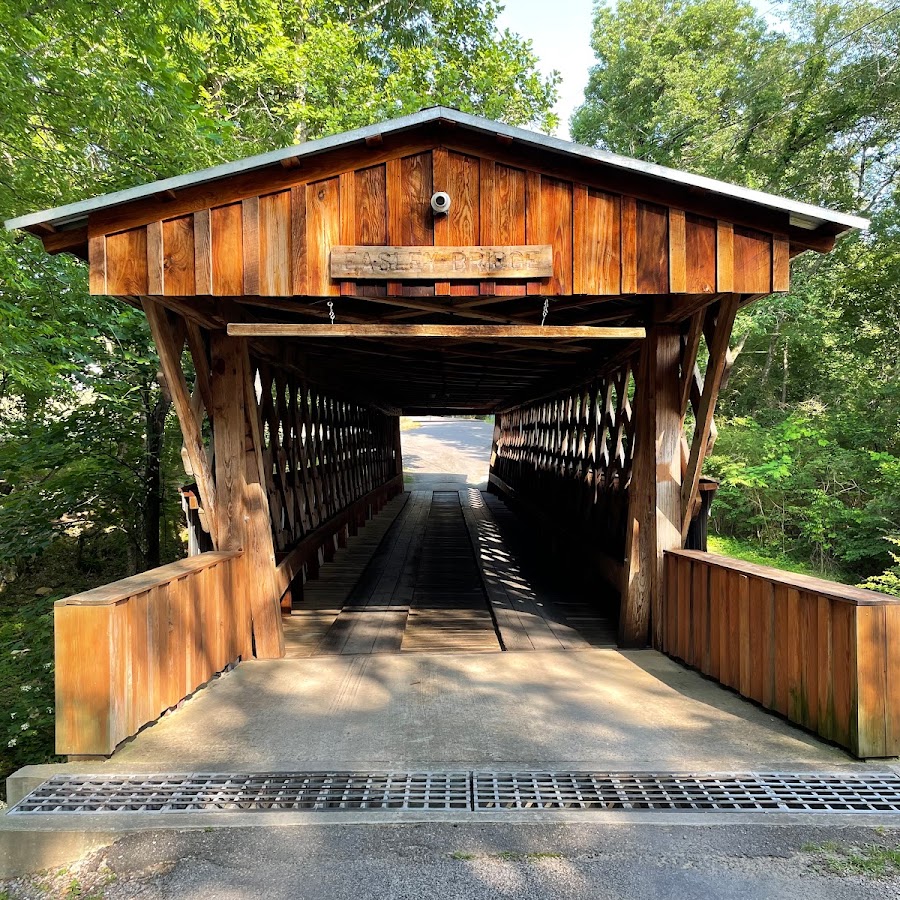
(283, 493), (409, 657)
(292, 487), (615, 658)
(477, 491), (617, 648)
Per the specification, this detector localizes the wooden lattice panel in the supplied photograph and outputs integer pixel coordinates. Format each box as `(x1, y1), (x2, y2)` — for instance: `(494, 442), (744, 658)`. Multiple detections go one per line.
(492, 356), (638, 555)
(252, 360), (396, 552)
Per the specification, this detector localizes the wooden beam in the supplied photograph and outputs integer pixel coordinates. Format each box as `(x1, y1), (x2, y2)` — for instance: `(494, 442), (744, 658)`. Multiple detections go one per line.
(142, 299), (219, 547)
(653, 326), (683, 649)
(679, 312), (704, 417)
(680, 295), (739, 536)
(619, 336), (654, 647)
(43, 226), (89, 255)
(210, 332), (284, 659)
(226, 324), (647, 340)
(184, 321), (213, 413)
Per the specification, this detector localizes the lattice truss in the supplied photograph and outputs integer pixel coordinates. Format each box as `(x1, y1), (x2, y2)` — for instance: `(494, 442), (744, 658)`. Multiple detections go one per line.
(491, 294), (740, 550)
(251, 360), (396, 553)
(492, 355), (638, 547)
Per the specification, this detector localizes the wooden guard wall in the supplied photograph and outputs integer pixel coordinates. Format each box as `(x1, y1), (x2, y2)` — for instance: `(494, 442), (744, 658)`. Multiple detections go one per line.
(54, 551), (245, 756)
(490, 353), (638, 563)
(87, 148), (790, 299)
(665, 550), (900, 758)
(251, 358), (399, 555)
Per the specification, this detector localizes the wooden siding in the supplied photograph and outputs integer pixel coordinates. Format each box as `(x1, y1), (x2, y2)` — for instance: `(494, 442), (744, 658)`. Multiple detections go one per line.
(665, 550), (900, 758)
(54, 551), (246, 756)
(88, 149), (790, 298)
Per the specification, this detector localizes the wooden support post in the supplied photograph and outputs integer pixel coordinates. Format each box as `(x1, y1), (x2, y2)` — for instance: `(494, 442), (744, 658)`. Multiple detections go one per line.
(620, 326), (683, 648)
(210, 332), (285, 659)
(653, 327), (683, 649)
(489, 414), (501, 472)
(620, 338), (655, 647)
(392, 415), (403, 477)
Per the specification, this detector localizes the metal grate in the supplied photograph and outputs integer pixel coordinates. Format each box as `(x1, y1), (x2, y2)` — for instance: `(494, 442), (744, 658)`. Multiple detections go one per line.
(12, 770), (900, 814)
(12, 772), (470, 813)
(472, 772), (900, 812)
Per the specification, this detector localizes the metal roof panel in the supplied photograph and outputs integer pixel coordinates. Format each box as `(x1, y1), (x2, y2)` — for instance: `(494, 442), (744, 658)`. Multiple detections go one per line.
(4, 107), (870, 234)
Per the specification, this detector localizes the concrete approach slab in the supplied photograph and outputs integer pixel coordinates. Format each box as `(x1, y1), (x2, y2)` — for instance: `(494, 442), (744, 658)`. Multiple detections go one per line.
(54, 649), (854, 772)
(2, 648), (891, 880)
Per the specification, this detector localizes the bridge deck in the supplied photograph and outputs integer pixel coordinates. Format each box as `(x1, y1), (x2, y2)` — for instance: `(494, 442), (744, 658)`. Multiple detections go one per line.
(284, 489), (616, 657)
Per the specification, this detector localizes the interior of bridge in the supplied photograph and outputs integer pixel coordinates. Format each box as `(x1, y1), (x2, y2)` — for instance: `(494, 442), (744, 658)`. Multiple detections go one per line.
(234, 284), (653, 655)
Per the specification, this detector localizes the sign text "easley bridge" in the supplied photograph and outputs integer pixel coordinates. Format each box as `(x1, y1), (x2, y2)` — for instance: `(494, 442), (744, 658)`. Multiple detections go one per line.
(330, 245), (553, 280)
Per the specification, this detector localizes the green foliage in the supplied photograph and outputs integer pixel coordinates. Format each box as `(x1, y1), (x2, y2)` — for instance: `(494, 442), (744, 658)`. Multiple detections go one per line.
(859, 538), (900, 597)
(0, 0), (558, 786)
(575, 0), (900, 583)
(706, 535), (833, 580)
(0, 591), (57, 795)
(705, 407), (899, 577)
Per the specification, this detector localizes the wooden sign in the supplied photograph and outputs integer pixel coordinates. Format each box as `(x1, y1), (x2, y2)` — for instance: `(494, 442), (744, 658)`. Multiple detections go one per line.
(330, 245), (553, 280)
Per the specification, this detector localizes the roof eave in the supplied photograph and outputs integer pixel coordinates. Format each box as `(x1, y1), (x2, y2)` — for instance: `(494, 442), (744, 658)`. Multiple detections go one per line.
(4, 106), (870, 236)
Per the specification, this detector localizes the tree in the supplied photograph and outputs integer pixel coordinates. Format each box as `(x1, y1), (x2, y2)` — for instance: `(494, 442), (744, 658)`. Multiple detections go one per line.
(0, 0), (559, 581)
(572, 0), (900, 580)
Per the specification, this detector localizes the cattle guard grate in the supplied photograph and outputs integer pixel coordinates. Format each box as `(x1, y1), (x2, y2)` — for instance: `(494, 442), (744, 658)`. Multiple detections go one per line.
(12, 772), (470, 813)
(11, 770), (900, 814)
(473, 772), (900, 812)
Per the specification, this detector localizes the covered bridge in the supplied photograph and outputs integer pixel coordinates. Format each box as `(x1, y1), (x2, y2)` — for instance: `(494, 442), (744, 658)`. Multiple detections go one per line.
(8, 108), (896, 761)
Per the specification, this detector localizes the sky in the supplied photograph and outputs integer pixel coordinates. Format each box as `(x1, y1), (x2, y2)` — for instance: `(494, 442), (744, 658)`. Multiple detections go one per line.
(496, 0), (597, 139)
(496, 0), (785, 140)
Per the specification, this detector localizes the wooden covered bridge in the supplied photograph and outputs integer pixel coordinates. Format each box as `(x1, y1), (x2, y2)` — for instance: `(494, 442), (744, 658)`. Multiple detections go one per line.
(8, 108), (897, 762)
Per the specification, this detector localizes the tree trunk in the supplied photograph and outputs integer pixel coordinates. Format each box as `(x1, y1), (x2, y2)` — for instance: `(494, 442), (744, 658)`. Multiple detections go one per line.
(781, 340), (789, 406)
(142, 376), (172, 570)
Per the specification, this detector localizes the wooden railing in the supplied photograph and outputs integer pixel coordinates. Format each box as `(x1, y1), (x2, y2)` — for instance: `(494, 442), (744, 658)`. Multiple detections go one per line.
(54, 551), (247, 756)
(276, 473), (404, 606)
(664, 550), (900, 758)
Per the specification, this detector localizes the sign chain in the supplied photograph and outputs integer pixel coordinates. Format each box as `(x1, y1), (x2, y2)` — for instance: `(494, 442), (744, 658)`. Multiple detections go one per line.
(541, 297), (549, 326)
(327, 301), (335, 324)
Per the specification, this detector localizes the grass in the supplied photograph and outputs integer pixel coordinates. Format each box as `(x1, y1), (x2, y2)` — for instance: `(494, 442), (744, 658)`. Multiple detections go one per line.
(399, 417), (421, 432)
(803, 841), (900, 877)
(707, 534), (853, 583)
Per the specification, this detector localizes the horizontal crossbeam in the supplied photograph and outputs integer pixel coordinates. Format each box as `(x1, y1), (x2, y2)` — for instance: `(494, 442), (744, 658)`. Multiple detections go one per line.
(226, 324), (647, 340)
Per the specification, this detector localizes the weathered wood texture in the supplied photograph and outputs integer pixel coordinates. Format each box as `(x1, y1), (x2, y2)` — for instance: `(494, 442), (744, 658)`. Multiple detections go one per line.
(250, 358), (400, 557)
(490, 354), (639, 563)
(54, 551), (246, 756)
(210, 334), (285, 659)
(88, 149), (790, 298)
(330, 244), (553, 280)
(665, 550), (900, 758)
(228, 324), (646, 339)
(619, 326), (683, 647)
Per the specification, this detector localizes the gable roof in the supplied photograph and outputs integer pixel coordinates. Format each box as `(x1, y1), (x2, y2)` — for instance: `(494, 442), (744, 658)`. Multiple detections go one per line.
(5, 107), (869, 237)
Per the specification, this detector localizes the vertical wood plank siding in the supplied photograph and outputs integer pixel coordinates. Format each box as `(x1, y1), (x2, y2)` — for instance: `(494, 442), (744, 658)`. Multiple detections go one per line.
(54, 551), (246, 756)
(88, 151), (787, 298)
(664, 549), (900, 758)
